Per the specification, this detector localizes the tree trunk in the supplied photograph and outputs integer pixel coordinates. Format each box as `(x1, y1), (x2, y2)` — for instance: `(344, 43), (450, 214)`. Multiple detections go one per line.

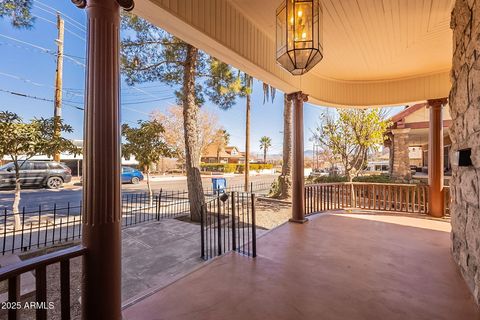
(347, 170), (355, 208)
(278, 94), (293, 199)
(182, 44), (205, 222)
(12, 163), (21, 230)
(146, 166), (153, 207)
(263, 149), (267, 164)
(244, 93), (251, 192)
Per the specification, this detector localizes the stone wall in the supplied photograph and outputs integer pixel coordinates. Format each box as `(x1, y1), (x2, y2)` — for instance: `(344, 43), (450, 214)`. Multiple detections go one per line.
(388, 129), (411, 180)
(450, 0), (480, 305)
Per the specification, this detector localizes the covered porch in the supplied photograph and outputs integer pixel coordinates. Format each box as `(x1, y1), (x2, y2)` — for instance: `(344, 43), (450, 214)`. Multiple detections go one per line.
(2, 0), (480, 319)
(124, 212), (479, 320)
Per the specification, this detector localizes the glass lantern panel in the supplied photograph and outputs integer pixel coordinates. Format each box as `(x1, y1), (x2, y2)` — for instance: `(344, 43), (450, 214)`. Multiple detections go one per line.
(294, 48), (312, 69)
(278, 51), (295, 72)
(294, 1), (312, 44)
(287, 0), (295, 51)
(313, 0), (319, 48)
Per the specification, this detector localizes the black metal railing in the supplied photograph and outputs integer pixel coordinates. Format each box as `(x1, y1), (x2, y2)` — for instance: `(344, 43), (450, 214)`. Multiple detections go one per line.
(205, 180), (273, 196)
(0, 190), (191, 255)
(200, 191), (257, 260)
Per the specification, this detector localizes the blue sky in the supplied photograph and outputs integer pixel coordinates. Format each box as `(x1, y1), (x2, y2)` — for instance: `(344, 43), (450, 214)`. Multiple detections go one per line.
(0, 0), (403, 155)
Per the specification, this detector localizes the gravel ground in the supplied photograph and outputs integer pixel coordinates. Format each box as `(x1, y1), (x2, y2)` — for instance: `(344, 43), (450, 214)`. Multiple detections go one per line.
(254, 198), (292, 230)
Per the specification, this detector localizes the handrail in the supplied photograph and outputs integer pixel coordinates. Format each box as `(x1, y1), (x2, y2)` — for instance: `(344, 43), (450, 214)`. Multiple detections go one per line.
(0, 245), (87, 320)
(305, 182), (432, 216)
(306, 181), (428, 187)
(0, 245), (87, 282)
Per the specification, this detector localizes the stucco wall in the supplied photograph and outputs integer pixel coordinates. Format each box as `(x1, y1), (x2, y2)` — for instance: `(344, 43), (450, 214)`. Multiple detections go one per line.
(450, 0), (480, 305)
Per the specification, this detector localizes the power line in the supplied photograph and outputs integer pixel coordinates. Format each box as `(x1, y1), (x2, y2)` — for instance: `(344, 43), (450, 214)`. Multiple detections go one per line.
(0, 34), (86, 67)
(31, 13), (86, 42)
(0, 71), (83, 97)
(34, 1), (86, 32)
(0, 88), (84, 110)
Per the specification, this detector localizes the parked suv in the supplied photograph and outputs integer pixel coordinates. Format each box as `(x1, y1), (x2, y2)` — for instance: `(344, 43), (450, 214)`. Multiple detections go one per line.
(0, 161), (72, 189)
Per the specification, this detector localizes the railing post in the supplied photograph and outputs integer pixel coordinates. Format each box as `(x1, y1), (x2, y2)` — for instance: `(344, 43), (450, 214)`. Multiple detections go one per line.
(200, 204), (205, 260)
(217, 198), (222, 256)
(251, 193), (257, 258)
(8, 276), (19, 320)
(156, 189), (162, 220)
(231, 192), (237, 251)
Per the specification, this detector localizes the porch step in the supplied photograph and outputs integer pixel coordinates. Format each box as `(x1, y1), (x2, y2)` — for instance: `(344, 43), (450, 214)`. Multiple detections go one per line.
(0, 254), (36, 302)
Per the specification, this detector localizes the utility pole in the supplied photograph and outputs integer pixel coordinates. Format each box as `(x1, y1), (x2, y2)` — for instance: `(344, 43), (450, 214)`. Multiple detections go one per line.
(53, 12), (65, 162)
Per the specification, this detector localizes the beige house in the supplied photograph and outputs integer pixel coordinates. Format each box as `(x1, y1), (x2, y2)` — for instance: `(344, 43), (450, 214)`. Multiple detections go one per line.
(201, 144), (245, 164)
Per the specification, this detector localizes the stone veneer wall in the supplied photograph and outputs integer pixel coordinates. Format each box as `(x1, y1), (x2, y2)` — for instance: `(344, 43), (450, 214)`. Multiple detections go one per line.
(450, 0), (480, 305)
(389, 129), (411, 180)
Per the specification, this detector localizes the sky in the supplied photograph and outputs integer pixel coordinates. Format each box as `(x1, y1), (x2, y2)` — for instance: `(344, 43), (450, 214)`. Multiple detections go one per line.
(0, 0), (403, 156)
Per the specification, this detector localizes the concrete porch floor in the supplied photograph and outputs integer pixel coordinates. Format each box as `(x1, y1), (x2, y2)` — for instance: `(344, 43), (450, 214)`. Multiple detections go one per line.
(123, 213), (480, 320)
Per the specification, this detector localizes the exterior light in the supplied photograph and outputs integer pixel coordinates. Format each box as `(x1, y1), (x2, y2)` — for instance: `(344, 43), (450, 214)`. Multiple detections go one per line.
(276, 0), (323, 75)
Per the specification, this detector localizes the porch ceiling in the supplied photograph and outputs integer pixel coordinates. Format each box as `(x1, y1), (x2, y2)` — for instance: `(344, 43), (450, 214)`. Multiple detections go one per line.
(134, 0), (453, 107)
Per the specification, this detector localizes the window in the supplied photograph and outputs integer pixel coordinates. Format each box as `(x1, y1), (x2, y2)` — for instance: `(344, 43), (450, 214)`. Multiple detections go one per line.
(49, 163), (63, 170)
(33, 162), (48, 170)
(19, 162), (33, 171)
(0, 163), (13, 171)
(122, 167), (133, 173)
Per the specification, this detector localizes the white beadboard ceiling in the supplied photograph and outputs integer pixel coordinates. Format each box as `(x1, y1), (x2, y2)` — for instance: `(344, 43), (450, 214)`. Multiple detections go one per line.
(230, 0), (453, 81)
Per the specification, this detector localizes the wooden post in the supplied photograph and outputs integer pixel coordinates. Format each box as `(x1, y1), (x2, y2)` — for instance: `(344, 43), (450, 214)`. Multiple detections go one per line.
(427, 98), (447, 218)
(288, 92), (308, 223)
(72, 0), (133, 319)
(53, 13), (64, 162)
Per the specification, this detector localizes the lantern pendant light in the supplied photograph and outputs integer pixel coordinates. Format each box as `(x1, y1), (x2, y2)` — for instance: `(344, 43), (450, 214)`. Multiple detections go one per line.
(276, 0), (323, 75)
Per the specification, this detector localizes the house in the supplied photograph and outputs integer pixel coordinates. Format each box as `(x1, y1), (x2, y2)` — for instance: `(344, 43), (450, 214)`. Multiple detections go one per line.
(201, 144), (245, 164)
(385, 103), (453, 179)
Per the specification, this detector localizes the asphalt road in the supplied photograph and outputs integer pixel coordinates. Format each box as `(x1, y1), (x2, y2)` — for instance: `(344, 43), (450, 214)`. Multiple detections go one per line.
(0, 174), (278, 211)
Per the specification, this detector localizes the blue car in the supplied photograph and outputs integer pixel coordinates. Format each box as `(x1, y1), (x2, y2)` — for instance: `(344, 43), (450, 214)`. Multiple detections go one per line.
(121, 166), (144, 184)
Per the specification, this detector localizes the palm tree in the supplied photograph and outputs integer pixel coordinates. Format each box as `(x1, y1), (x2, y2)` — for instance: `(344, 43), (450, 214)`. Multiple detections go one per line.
(278, 94), (293, 199)
(239, 74), (275, 191)
(259, 136), (272, 164)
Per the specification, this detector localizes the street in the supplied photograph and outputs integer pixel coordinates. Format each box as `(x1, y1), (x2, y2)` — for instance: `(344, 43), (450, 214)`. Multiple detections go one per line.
(0, 174), (278, 211)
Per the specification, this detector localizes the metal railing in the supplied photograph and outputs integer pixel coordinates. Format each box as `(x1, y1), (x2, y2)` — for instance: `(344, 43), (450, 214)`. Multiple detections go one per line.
(305, 182), (434, 216)
(205, 180), (273, 196)
(0, 190), (191, 255)
(200, 191), (257, 260)
(0, 245), (87, 320)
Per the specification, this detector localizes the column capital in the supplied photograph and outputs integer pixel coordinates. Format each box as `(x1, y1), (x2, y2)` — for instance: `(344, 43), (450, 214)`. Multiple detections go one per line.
(427, 97), (448, 109)
(71, 0), (134, 11)
(287, 91), (309, 102)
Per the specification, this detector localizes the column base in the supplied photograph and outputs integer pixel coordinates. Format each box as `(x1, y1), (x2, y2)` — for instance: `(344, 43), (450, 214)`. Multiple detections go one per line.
(289, 218), (309, 224)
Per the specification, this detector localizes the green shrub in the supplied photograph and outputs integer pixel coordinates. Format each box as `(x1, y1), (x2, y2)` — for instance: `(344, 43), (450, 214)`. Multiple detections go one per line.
(200, 163), (273, 174)
(308, 174), (421, 184)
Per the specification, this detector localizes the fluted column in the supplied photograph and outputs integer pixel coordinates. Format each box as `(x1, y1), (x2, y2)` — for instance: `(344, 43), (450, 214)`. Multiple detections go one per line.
(427, 98), (447, 218)
(72, 0), (132, 318)
(288, 92), (308, 223)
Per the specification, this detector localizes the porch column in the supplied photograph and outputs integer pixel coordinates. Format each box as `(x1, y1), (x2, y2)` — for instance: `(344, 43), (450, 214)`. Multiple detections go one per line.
(427, 98), (447, 218)
(288, 92), (308, 223)
(390, 128), (411, 180)
(72, 0), (133, 319)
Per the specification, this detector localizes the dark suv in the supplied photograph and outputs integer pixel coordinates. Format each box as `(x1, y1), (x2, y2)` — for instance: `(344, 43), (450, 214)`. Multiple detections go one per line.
(0, 161), (72, 189)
